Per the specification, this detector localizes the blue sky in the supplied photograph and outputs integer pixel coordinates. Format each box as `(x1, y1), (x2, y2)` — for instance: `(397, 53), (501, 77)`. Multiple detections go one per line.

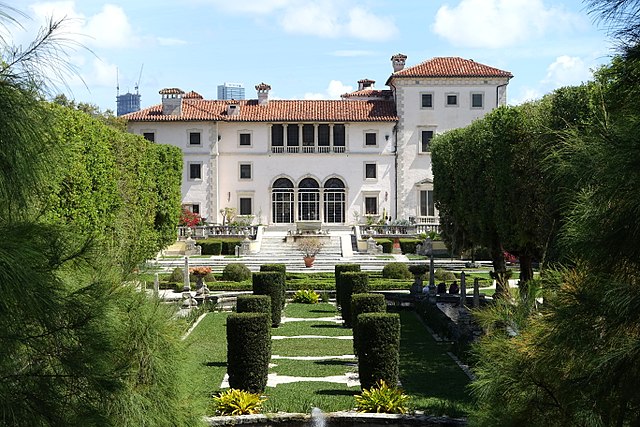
(9, 0), (615, 112)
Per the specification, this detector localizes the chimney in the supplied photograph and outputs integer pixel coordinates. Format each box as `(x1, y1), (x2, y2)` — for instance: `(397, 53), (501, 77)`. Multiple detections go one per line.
(159, 88), (184, 115)
(357, 79), (375, 91)
(227, 99), (240, 116)
(255, 82), (271, 105)
(391, 54), (407, 72)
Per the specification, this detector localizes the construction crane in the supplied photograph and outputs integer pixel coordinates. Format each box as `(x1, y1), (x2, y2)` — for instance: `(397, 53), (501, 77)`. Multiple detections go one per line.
(135, 64), (144, 94)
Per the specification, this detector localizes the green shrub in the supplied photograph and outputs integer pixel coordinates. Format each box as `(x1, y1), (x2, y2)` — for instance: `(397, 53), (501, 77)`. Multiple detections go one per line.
(338, 272), (369, 327)
(226, 313), (271, 393)
(260, 264), (286, 308)
(199, 239), (222, 255)
(351, 293), (386, 356)
(167, 267), (184, 283)
(435, 268), (456, 281)
(236, 295), (271, 315)
(382, 263), (412, 279)
(222, 263), (252, 282)
(292, 289), (320, 304)
(374, 239), (393, 253)
(408, 264), (429, 277)
(252, 272), (284, 327)
(335, 264), (361, 309)
(399, 239), (421, 255)
(354, 380), (409, 414)
(213, 389), (266, 416)
(221, 239), (243, 255)
(356, 312), (400, 390)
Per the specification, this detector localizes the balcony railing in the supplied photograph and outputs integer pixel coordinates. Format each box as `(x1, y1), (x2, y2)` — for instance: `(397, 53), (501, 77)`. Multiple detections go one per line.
(357, 217), (441, 237)
(270, 145), (347, 154)
(178, 225), (258, 240)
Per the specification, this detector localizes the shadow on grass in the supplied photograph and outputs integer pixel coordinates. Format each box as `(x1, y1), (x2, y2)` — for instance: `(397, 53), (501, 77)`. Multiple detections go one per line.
(310, 324), (342, 329)
(314, 360), (354, 367)
(314, 389), (357, 397)
(309, 309), (336, 314)
(202, 361), (226, 367)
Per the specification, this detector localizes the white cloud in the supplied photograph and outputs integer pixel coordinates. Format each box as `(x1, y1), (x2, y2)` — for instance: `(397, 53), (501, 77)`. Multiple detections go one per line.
(346, 7), (397, 41)
(433, 0), (583, 48)
(543, 55), (593, 88)
(195, 0), (293, 14)
(509, 88), (543, 105)
(87, 58), (117, 87)
(280, 3), (340, 37)
(303, 80), (353, 100)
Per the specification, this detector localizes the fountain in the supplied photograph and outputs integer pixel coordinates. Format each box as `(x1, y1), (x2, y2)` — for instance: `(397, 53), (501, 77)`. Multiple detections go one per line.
(311, 407), (325, 427)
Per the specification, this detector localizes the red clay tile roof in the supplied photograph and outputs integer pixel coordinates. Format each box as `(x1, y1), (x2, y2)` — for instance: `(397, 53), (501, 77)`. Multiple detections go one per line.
(183, 91), (203, 99)
(158, 88), (184, 95)
(341, 89), (393, 99)
(390, 57), (512, 79)
(125, 99), (397, 122)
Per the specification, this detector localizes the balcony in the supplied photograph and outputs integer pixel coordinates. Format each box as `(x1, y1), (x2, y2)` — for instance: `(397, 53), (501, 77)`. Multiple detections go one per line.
(270, 145), (346, 154)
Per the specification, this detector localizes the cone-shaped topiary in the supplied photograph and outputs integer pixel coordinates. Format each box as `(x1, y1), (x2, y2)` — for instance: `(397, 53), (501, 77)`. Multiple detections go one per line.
(356, 312), (400, 390)
(226, 312), (271, 393)
(252, 271), (284, 327)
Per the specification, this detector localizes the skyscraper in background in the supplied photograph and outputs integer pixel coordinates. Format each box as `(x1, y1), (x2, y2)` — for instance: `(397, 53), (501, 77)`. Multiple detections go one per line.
(217, 82), (245, 100)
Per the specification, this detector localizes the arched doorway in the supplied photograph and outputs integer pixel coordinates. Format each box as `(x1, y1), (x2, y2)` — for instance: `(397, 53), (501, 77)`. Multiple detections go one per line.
(323, 177), (345, 223)
(272, 178), (294, 223)
(297, 178), (320, 221)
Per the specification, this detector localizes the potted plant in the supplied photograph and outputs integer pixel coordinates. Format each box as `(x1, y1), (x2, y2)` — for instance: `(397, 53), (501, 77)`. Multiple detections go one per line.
(296, 237), (325, 268)
(190, 266), (212, 295)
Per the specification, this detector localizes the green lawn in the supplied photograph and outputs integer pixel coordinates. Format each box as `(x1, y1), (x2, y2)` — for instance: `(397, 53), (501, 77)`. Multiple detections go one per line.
(183, 302), (471, 417)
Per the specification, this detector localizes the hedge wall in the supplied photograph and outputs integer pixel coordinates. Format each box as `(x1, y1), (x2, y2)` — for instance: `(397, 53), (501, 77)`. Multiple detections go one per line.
(236, 295), (271, 315)
(374, 239), (394, 254)
(226, 312), (271, 393)
(335, 264), (361, 309)
(351, 293), (386, 356)
(356, 312), (400, 390)
(399, 238), (422, 255)
(338, 271), (369, 327)
(199, 240), (222, 255)
(252, 272), (285, 327)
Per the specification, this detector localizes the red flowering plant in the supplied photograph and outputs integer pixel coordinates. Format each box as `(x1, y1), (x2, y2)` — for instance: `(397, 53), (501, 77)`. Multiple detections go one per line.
(503, 251), (518, 264)
(180, 206), (202, 227)
(190, 266), (211, 277)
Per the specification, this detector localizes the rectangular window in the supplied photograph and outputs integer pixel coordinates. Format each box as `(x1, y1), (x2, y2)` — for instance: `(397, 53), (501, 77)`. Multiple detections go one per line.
(239, 133), (251, 146)
(143, 132), (155, 142)
(189, 163), (202, 180)
(421, 130), (434, 153)
(318, 124), (330, 146)
(365, 163), (377, 179)
(189, 132), (201, 146)
(364, 196), (378, 215)
(271, 124), (284, 146)
(333, 124), (345, 146)
(446, 94), (458, 106)
(302, 124), (314, 146)
(287, 124), (299, 146)
(421, 93), (433, 108)
(186, 204), (200, 214)
(239, 197), (252, 215)
(239, 163), (252, 180)
(472, 93), (484, 108)
(365, 132), (377, 146)
(420, 190), (435, 217)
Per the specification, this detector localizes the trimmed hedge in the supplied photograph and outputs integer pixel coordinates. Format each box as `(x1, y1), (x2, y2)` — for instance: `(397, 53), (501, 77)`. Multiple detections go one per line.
(338, 272), (369, 327)
(374, 239), (393, 254)
(260, 264), (286, 308)
(222, 263), (252, 282)
(381, 262), (412, 279)
(356, 312), (400, 390)
(399, 238), (422, 255)
(252, 272), (285, 327)
(221, 239), (243, 255)
(199, 239), (222, 255)
(226, 312), (271, 393)
(351, 293), (386, 356)
(335, 264), (361, 309)
(236, 295), (271, 315)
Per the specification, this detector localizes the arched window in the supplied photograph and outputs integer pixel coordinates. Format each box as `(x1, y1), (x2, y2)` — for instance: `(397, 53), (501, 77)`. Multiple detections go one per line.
(298, 178), (320, 221)
(272, 178), (294, 223)
(323, 178), (345, 223)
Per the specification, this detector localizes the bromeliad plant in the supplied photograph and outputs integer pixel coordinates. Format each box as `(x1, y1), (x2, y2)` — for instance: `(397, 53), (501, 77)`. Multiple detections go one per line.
(212, 388), (266, 416)
(354, 380), (410, 414)
(292, 289), (320, 304)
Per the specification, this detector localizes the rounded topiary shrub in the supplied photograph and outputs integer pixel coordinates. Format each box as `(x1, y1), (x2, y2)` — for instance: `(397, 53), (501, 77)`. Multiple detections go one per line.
(356, 312), (400, 390)
(338, 271), (369, 327)
(260, 264), (286, 308)
(351, 293), (386, 356)
(252, 271), (284, 327)
(435, 268), (456, 282)
(382, 262), (412, 279)
(222, 263), (252, 282)
(236, 294), (271, 315)
(335, 264), (361, 309)
(167, 267), (184, 283)
(226, 312), (271, 393)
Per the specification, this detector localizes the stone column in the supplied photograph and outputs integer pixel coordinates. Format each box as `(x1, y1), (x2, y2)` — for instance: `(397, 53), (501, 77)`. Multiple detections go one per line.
(473, 277), (480, 308)
(183, 256), (190, 291)
(459, 271), (466, 307)
(154, 272), (159, 296)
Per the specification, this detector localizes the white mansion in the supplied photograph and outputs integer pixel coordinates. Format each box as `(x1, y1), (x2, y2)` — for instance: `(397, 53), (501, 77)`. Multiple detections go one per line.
(126, 55), (511, 229)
